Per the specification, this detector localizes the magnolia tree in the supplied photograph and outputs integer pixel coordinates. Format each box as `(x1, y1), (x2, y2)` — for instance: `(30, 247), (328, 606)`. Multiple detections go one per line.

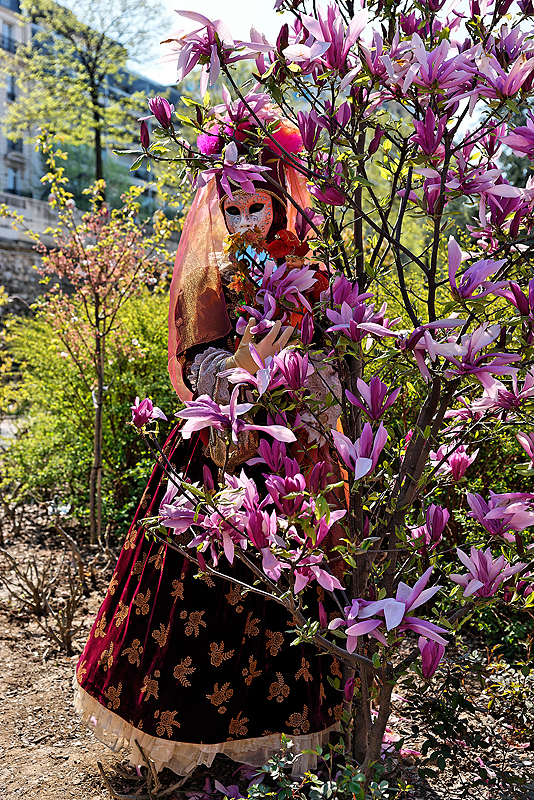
(130, 0), (534, 780)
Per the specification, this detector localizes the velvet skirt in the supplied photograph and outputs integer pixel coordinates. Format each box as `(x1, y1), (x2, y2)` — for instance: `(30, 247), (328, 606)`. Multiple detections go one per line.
(74, 426), (343, 775)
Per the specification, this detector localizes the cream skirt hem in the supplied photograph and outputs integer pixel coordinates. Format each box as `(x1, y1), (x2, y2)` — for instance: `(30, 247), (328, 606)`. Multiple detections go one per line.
(74, 679), (338, 777)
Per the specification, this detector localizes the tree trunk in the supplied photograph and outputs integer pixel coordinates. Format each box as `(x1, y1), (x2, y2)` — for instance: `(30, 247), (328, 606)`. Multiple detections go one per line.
(94, 123), (103, 184)
(89, 325), (104, 545)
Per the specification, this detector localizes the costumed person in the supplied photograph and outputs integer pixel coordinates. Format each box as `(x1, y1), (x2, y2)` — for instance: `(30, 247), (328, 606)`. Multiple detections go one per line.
(73, 110), (346, 778)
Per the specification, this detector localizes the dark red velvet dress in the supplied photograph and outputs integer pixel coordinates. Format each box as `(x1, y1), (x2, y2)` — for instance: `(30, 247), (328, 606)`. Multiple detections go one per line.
(74, 424), (343, 775)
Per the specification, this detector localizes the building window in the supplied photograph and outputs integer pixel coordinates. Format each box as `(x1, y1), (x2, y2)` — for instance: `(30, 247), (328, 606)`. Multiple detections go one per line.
(6, 74), (15, 102)
(7, 138), (22, 153)
(1, 22), (16, 54)
(6, 167), (20, 194)
(0, 0), (21, 11)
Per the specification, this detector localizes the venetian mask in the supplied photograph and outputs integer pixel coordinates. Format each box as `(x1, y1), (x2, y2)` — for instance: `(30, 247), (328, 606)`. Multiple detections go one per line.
(222, 190), (274, 238)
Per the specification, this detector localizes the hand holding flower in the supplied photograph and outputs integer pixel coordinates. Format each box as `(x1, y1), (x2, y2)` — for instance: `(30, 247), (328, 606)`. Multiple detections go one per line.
(226, 318), (294, 374)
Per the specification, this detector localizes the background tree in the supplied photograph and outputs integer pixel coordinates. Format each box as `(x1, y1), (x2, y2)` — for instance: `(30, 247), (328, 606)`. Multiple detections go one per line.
(2, 135), (179, 544)
(3, 0), (170, 184)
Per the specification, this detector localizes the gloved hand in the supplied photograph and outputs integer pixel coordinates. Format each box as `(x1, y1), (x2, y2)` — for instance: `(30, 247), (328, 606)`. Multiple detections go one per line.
(225, 319), (294, 374)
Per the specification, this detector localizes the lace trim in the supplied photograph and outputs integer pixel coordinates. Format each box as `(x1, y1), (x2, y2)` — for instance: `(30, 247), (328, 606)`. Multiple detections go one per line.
(188, 347), (231, 403)
(73, 679), (338, 777)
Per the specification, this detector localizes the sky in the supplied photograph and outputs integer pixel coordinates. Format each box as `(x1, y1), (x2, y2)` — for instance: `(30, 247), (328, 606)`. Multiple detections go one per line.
(139, 0), (288, 86)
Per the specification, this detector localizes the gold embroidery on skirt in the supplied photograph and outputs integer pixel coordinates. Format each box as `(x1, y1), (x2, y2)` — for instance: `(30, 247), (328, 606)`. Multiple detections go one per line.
(105, 682), (122, 710)
(267, 672), (290, 703)
(98, 642), (115, 672)
(226, 585), (245, 613)
(132, 553), (148, 577)
(206, 682), (233, 714)
(107, 573), (119, 596)
(154, 709), (181, 737)
(123, 527), (138, 551)
(76, 659), (88, 683)
(173, 656), (196, 687)
(171, 580), (184, 601)
(122, 638), (144, 667)
(228, 712), (249, 738)
(141, 670), (160, 701)
(295, 657), (313, 682)
(184, 610), (207, 637)
(243, 612), (260, 639)
(286, 704), (310, 735)
(328, 702), (344, 722)
(114, 601), (129, 628)
(209, 641), (235, 667)
(330, 658), (342, 679)
(148, 545), (165, 570)
(152, 622), (171, 647)
(265, 630), (284, 656)
(133, 589), (151, 615)
(242, 655), (262, 685)
(94, 612), (107, 639)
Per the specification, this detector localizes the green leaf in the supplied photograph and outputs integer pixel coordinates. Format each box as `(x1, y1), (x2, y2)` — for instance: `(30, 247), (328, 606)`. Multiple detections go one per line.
(129, 155), (145, 172)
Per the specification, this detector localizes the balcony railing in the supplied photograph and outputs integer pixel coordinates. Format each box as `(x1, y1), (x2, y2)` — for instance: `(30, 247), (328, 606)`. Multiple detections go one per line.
(0, 35), (17, 54)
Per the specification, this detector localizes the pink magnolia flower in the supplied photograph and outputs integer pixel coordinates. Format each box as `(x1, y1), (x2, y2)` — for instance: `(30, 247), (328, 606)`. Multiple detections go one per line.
(161, 11), (239, 95)
(447, 237), (506, 300)
(501, 115), (534, 159)
(429, 443), (478, 481)
(476, 53), (534, 101)
(406, 37), (477, 96)
(257, 261), (318, 314)
(330, 568), (448, 653)
(472, 372), (534, 413)
(147, 96), (174, 128)
(176, 386), (296, 444)
(130, 396), (167, 428)
(411, 108), (447, 157)
(298, 3), (367, 73)
(467, 491), (534, 540)
(443, 323), (521, 383)
(320, 275), (373, 307)
(408, 503), (450, 552)
(246, 509), (283, 580)
(159, 489), (199, 533)
(265, 468), (308, 517)
(326, 300), (398, 343)
(418, 637), (445, 679)
(139, 119), (150, 149)
(196, 142), (270, 200)
(247, 439), (287, 471)
(297, 111), (321, 152)
(332, 422), (388, 479)
(309, 183), (345, 206)
(450, 546), (526, 598)
(272, 350), (314, 390)
(517, 431), (534, 468)
(346, 376), (400, 421)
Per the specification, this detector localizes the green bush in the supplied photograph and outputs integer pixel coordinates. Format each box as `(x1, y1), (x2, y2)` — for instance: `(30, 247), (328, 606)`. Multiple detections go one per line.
(1, 288), (179, 539)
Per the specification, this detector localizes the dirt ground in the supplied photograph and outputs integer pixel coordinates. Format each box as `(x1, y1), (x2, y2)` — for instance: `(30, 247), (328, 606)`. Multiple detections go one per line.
(0, 516), (533, 800)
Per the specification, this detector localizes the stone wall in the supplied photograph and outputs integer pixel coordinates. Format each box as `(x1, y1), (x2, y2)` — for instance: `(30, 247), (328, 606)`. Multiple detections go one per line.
(0, 192), (58, 315)
(0, 239), (43, 314)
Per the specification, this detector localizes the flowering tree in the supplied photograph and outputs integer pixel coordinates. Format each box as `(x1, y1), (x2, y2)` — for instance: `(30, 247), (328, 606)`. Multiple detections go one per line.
(131, 0), (534, 783)
(2, 136), (177, 544)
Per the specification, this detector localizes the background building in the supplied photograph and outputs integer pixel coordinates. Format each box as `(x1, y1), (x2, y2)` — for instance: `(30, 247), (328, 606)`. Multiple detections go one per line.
(0, 0), (180, 313)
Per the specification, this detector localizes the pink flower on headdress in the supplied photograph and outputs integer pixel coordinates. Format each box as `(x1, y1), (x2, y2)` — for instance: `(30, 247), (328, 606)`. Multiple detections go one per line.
(195, 142), (270, 199)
